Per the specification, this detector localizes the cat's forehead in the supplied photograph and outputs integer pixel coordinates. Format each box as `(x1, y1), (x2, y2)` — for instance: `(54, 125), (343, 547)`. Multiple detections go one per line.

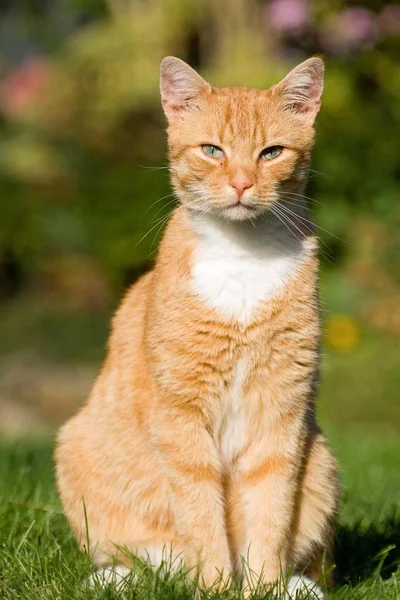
(197, 86), (284, 146)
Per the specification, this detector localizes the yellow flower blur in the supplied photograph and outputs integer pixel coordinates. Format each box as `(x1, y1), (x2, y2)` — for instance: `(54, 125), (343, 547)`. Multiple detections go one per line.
(326, 315), (360, 352)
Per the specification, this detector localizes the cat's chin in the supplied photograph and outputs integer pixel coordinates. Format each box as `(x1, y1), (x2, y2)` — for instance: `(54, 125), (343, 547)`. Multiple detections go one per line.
(184, 202), (267, 222)
(220, 208), (266, 222)
(205, 205), (266, 222)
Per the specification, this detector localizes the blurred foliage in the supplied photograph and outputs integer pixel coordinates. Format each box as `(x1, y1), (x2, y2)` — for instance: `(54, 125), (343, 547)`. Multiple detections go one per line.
(0, 0), (399, 341)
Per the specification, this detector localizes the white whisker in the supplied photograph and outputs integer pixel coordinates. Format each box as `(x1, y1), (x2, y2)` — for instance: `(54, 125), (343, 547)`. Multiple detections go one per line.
(272, 205), (306, 244)
(277, 202), (346, 243)
(269, 206), (302, 244)
(148, 214), (172, 257)
(135, 213), (172, 248)
(143, 193), (175, 216)
(276, 204), (336, 264)
(309, 168), (332, 180)
(151, 196), (178, 219)
(137, 164), (169, 171)
(281, 199), (315, 213)
(279, 190), (325, 208)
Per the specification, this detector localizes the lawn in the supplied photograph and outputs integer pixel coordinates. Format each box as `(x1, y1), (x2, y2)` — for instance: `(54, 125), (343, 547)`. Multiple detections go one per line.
(0, 429), (399, 599)
(0, 329), (399, 599)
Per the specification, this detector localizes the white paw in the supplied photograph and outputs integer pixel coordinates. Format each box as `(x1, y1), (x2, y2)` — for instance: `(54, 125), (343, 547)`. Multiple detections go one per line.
(89, 565), (133, 590)
(284, 575), (324, 599)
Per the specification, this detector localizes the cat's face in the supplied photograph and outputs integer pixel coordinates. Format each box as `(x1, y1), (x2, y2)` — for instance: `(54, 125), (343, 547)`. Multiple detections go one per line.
(160, 57), (324, 221)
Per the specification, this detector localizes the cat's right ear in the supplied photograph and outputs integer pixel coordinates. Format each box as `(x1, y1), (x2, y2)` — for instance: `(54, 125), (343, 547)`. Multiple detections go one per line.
(160, 57), (211, 120)
(273, 57), (324, 124)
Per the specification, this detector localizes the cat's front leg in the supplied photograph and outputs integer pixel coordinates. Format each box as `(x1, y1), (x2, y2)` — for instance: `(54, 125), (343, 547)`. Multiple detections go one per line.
(237, 412), (305, 595)
(150, 404), (232, 591)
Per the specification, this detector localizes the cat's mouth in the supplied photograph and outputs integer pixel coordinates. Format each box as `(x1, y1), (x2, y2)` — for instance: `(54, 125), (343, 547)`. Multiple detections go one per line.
(222, 200), (261, 220)
(225, 200), (259, 210)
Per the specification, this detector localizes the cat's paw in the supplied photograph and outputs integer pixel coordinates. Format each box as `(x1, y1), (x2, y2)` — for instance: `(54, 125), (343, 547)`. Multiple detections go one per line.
(88, 565), (133, 590)
(284, 575), (324, 599)
(197, 561), (232, 593)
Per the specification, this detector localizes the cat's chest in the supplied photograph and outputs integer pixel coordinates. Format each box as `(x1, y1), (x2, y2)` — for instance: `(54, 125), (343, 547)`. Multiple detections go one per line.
(187, 211), (314, 464)
(218, 357), (250, 465)
(190, 213), (309, 324)
(191, 253), (295, 323)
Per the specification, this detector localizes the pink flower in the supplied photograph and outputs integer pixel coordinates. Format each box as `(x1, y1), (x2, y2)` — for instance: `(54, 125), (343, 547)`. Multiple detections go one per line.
(0, 58), (49, 119)
(320, 7), (378, 54)
(379, 4), (400, 37)
(266, 0), (310, 34)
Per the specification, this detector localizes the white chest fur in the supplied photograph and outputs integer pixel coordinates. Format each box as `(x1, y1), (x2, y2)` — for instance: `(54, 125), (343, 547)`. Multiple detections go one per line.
(190, 210), (313, 324)
(218, 357), (249, 464)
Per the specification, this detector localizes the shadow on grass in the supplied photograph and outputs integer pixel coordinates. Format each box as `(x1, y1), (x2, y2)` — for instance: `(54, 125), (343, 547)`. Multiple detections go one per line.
(335, 512), (400, 585)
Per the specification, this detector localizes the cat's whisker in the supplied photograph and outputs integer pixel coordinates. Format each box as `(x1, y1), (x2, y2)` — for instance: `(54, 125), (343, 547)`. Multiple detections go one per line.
(148, 214), (173, 257)
(150, 199), (207, 225)
(280, 199), (315, 213)
(276, 204), (336, 264)
(135, 213), (174, 248)
(151, 196), (178, 220)
(275, 209), (335, 265)
(309, 168), (331, 180)
(144, 193), (176, 216)
(277, 202), (346, 244)
(268, 206), (303, 244)
(149, 211), (175, 227)
(137, 164), (169, 171)
(272, 203), (334, 264)
(248, 215), (257, 229)
(279, 191), (325, 208)
(270, 205), (306, 244)
(147, 199), (206, 252)
(147, 204), (186, 256)
(279, 204), (330, 251)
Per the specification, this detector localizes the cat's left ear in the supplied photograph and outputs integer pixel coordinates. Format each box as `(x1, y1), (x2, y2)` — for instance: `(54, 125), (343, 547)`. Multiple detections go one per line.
(274, 57), (324, 124)
(160, 57), (211, 120)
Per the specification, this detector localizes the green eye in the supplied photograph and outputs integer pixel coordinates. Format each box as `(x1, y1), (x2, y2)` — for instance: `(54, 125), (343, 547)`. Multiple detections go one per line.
(202, 145), (224, 159)
(260, 145), (283, 161)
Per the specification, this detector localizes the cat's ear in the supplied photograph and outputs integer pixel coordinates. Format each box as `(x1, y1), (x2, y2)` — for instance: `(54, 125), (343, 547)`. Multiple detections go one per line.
(274, 57), (324, 123)
(160, 57), (211, 120)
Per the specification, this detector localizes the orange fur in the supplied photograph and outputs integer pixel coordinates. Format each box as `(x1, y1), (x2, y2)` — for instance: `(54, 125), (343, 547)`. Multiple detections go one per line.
(56, 56), (339, 595)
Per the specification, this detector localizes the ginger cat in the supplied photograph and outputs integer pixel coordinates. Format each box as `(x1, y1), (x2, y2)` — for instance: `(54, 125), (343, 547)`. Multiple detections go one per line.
(56, 56), (339, 598)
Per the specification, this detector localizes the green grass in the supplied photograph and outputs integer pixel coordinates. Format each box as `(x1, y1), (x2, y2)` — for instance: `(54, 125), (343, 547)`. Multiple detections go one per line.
(0, 426), (399, 599)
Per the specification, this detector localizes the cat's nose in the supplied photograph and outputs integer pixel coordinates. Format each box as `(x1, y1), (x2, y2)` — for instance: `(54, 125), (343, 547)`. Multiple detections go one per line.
(230, 178), (254, 199)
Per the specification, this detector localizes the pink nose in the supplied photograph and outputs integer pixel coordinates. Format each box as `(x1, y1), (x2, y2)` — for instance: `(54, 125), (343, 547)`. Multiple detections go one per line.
(230, 178), (254, 199)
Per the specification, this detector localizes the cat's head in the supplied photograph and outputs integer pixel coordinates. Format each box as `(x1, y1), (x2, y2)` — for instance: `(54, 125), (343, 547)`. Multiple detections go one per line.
(160, 56), (324, 221)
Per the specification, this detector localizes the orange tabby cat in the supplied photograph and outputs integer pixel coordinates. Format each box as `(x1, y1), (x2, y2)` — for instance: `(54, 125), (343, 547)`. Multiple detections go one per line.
(56, 56), (339, 598)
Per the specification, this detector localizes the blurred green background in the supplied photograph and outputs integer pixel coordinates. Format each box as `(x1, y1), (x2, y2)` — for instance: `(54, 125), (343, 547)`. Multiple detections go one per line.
(0, 0), (399, 435)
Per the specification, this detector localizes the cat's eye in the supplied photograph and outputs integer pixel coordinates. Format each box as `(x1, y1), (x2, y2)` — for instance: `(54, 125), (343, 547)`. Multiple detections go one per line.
(202, 145), (224, 159)
(260, 145), (283, 161)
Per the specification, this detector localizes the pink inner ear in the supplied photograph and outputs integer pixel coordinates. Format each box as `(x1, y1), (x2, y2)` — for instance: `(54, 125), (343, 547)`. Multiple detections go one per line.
(277, 58), (324, 119)
(162, 79), (181, 108)
(283, 76), (323, 117)
(161, 79), (192, 114)
(162, 98), (184, 113)
(160, 58), (210, 117)
(306, 79), (323, 105)
(298, 94), (321, 114)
